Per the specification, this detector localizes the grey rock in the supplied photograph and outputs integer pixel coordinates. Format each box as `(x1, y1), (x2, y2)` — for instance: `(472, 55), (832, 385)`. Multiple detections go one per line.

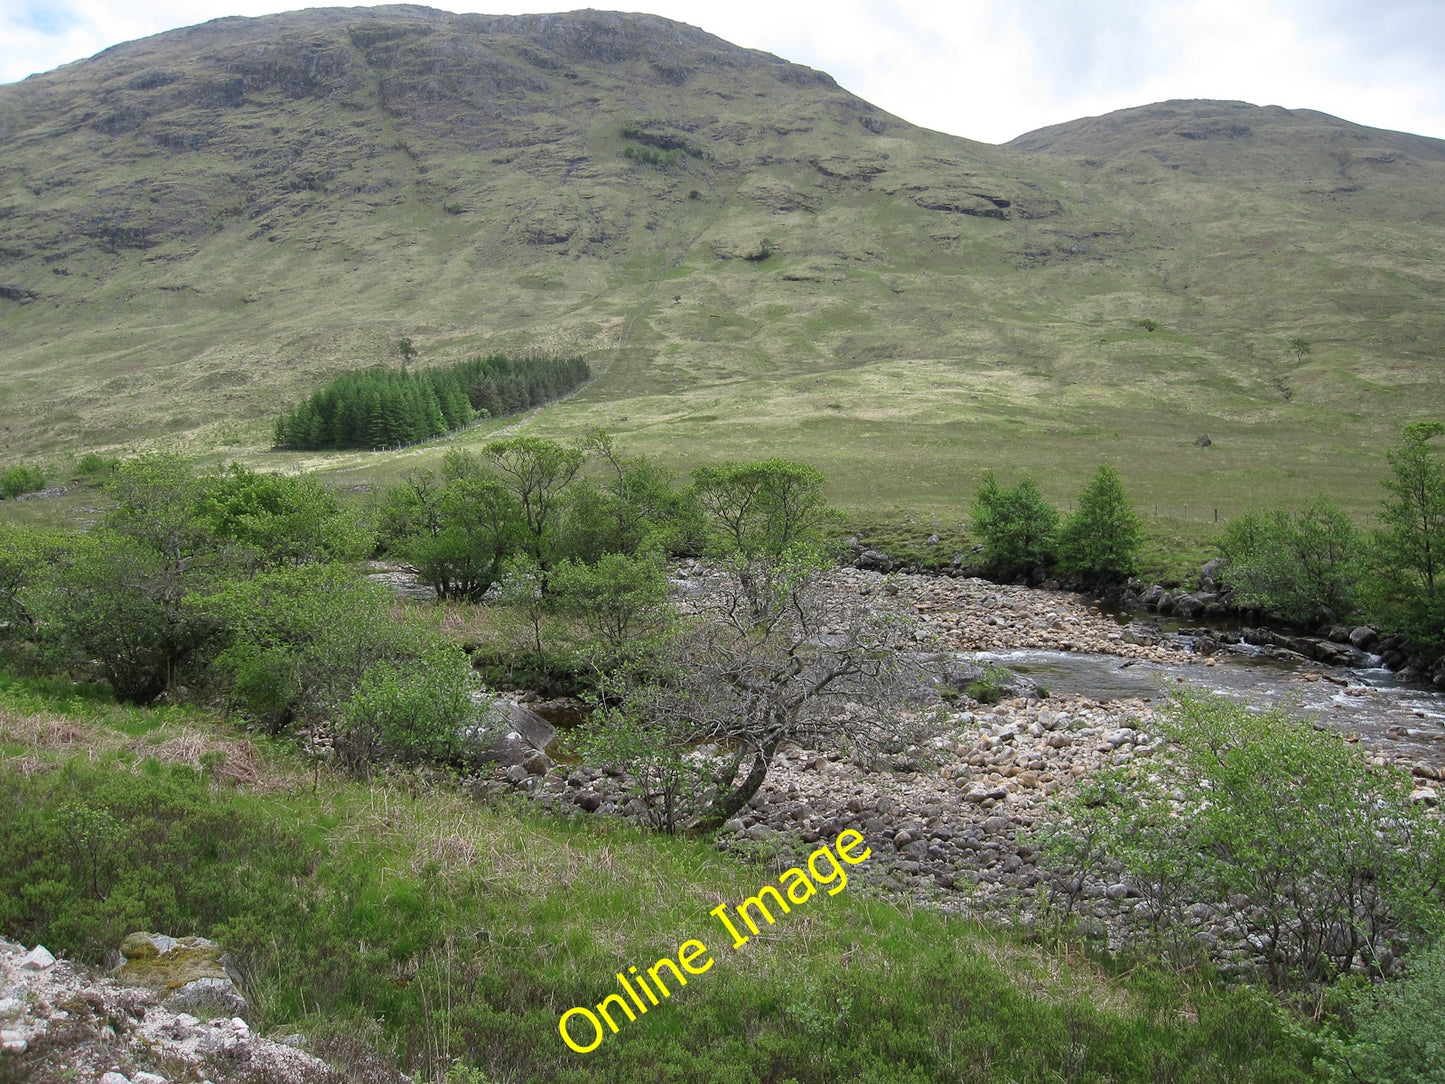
(19, 946), (55, 970)
(1349, 626), (1378, 650)
(167, 976), (248, 1019)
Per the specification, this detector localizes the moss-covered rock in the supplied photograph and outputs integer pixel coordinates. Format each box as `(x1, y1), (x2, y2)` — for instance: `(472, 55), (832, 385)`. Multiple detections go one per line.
(110, 933), (247, 1019)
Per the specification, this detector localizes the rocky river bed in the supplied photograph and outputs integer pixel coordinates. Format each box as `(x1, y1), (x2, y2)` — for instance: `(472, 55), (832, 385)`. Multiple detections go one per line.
(476, 566), (1445, 971)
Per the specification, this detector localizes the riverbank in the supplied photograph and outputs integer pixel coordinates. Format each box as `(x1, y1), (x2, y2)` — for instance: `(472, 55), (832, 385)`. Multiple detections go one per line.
(478, 567), (1445, 976)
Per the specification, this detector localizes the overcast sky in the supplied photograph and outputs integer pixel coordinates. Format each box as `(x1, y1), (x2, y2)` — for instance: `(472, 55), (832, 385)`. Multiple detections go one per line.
(3, 0), (1443, 145)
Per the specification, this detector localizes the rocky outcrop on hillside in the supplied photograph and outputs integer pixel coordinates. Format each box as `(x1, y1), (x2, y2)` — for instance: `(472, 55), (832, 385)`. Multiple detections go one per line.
(0, 937), (407, 1084)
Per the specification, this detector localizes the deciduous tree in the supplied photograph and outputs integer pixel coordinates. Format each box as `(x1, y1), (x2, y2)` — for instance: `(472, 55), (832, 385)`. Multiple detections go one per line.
(1368, 422), (1445, 649)
(970, 471), (1059, 579)
(1057, 464), (1144, 584)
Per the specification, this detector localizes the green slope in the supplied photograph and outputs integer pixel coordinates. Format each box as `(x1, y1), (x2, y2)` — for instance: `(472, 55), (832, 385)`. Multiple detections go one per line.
(1, 9), (1442, 522)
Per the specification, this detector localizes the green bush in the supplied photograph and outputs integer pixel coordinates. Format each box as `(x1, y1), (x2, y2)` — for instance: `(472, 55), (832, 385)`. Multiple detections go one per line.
(548, 550), (672, 672)
(1057, 464), (1144, 584)
(74, 452), (120, 481)
(1047, 691), (1445, 992)
(1319, 940), (1445, 1083)
(964, 663), (1014, 705)
(197, 564), (426, 735)
(970, 471), (1059, 579)
(1220, 498), (1362, 625)
(336, 643), (482, 772)
(25, 532), (218, 704)
(1366, 422), (1445, 651)
(198, 462), (373, 567)
(0, 463), (46, 499)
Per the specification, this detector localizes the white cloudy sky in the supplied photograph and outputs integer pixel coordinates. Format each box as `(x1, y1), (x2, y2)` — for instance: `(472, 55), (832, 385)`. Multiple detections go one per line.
(3, 0), (1443, 144)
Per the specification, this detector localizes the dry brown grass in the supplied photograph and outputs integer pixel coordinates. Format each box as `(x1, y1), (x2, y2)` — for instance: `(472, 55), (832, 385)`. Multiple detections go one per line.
(0, 700), (298, 791)
(136, 730), (269, 787)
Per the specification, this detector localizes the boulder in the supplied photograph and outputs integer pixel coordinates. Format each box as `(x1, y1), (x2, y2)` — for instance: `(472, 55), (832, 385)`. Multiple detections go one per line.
(1171, 594), (1205, 619)
(856, 548), (893, 571)
(110, 933), (249, 1019)
(1197, 558), (1226, 590)
(1349, 626), (1378, 650)
(467, 699), (556, 766)
(19, 946), (55, 971)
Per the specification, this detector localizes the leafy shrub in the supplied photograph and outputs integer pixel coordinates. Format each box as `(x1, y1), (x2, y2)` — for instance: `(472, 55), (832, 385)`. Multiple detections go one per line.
(965, 662), (1014, 704)
(197, 565), (426, 735)
(1046, 691), (1445, 991)
(198, 462), (373, 567)
(0, 463), (45, 499)
(970, 471), (1059, 579)
(1058, 464), (1144, 584)
(1220, 498), (1362, 625)
(74, 452), (120, 480)
(1318, 940), (1445, 1083)
(336, 643), (483, 772)
(26, 532), (218, 704)
(1366, 422), (1445, 651)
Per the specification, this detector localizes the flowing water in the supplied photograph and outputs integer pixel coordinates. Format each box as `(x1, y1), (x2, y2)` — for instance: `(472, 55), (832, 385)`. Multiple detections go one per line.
(960, 622), (1445, 765)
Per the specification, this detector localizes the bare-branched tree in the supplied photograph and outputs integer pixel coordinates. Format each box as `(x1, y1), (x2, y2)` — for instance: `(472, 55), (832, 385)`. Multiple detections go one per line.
(579, 549), (921, 833)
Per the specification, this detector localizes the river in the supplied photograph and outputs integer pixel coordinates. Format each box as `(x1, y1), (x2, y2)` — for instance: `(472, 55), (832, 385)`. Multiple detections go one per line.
(960, 616), (1445, 765)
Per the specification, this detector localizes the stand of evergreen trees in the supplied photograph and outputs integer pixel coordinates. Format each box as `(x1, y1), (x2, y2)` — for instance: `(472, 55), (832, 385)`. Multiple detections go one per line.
(273, 353), (590, 451)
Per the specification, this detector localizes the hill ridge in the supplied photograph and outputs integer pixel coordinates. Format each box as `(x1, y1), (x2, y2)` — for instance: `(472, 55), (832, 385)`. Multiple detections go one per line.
(0, 7), (1441, 523)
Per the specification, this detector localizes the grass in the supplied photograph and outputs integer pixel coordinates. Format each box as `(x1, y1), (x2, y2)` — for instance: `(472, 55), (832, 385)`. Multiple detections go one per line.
(0, 671), (1321, 1082)
(1, 15), (1441, 538)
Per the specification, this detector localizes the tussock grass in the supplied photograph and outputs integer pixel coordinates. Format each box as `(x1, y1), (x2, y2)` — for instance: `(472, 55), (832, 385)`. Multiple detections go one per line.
(0, 670), (1319, 1082)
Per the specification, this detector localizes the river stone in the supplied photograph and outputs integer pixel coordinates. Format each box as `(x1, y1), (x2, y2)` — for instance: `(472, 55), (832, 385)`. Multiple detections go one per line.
(1349, 626), (1378, 649)
(1172, 594), (1205, 619)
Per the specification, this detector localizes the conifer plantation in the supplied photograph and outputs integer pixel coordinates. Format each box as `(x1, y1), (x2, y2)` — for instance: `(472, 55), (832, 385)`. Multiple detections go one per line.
(273, 354), (590, 451)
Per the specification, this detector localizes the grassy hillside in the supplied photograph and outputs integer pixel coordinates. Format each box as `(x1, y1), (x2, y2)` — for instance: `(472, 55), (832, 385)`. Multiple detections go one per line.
(1, 9), (1442, 525)
(0, 672), (1318, 1082)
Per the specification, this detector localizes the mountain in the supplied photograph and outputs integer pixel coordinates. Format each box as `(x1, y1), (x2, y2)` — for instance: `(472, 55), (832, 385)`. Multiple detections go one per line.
(1, 8), (1442, 519)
